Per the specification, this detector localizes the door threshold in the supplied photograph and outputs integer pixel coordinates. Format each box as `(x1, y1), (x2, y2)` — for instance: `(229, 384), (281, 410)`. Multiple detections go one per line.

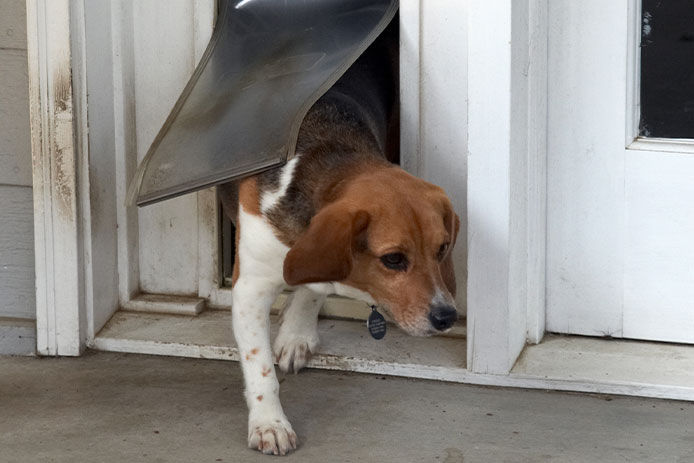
(91, 309), (468, 381)
(511, 334), (694, 401)
(91, 311), (694, 401)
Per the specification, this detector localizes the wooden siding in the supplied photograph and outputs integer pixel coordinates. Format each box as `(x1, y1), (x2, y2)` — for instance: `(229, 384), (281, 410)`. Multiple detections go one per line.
(0, 0), (35, 321)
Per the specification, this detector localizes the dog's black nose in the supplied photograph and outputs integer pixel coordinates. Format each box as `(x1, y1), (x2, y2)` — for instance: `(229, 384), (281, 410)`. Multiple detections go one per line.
(428, 304), (458, 331)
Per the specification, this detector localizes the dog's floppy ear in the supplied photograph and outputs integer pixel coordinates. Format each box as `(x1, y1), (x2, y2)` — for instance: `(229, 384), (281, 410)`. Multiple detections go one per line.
(283, 204), (369, 286)
(440, 208), (460, 297)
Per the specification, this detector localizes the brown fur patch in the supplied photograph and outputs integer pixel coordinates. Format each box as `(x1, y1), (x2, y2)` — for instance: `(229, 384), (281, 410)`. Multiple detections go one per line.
(261, 365), (272, 377)
(257, 395), (263, 401)
(238, 177), (261, 216)
(250, 348), (259, 355)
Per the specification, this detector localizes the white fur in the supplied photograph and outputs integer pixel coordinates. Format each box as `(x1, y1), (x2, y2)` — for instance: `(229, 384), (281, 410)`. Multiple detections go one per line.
(306, 282), (376, 305)
(260, 156), (300, 214)
(431, 286), (454, 306)
(233, 206), (295, 455)
(273, 286), (325, 373)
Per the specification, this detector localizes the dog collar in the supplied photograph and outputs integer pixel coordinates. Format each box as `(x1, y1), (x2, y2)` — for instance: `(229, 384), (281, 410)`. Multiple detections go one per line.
(367, 305), (387, 340)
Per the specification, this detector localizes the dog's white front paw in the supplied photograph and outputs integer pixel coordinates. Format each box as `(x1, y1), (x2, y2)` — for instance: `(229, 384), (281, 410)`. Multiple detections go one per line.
(248, 417), (297, 456)
(273, 331), (318, 374)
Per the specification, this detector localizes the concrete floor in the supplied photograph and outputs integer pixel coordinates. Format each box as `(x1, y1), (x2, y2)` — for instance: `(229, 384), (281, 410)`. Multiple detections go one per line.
(1, 352), (692, 463)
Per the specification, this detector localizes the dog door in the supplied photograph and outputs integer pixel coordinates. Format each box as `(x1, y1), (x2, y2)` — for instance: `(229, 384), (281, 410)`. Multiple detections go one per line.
(128, 0), (397, 207)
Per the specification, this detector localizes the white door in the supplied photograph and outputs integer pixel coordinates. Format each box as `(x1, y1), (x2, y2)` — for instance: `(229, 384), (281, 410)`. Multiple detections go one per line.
(546, 0), (694, 343)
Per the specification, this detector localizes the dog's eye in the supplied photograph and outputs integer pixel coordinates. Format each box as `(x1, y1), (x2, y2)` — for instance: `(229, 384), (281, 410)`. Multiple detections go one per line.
(380, 252), (408, 271)
(437, 243), (450, 261)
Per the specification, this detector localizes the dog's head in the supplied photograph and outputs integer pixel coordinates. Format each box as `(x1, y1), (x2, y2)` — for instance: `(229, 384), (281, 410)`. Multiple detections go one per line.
(283, 167), (460, 336)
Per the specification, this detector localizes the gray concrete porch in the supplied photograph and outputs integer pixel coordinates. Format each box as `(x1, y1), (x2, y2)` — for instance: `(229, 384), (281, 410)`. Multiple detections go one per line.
(1, 352), (692, 463)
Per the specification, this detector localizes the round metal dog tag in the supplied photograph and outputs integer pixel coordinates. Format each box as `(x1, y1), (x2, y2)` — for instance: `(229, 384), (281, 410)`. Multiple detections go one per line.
(367, 306), (387, 340)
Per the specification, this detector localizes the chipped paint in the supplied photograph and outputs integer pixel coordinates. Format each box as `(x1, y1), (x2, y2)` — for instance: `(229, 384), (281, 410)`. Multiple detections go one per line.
(52, 64), (77, 221)
(26, 0), (85, 356)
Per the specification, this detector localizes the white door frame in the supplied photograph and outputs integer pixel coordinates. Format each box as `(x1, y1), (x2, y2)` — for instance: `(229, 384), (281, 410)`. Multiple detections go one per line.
(27, 0), (548, 372)
(26, 0), (90, 355)
(467, 0), (548, 374)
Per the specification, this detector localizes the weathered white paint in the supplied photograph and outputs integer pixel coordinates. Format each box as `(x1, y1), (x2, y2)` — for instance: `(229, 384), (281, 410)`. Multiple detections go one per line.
(546, 0), (694, 344)
(93, 310), (694, 402)
(81, 0), (120, 338)
(123, 293), (205, 316)
(193, 0), (220, 307)
(525, 0), (548, 345)
(27, 0), (90, 355)
(27, 0), (218, 327)
(93, 310), (466, 372)
(108, 1), (218, 309)
(132, 0), (202, 296)
(467, 0), (547, 373)
(111, 0), (140, 308)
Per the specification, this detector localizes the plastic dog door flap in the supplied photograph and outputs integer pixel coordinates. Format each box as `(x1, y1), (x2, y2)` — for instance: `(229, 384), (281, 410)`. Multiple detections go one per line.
(129, 0), (398, 206)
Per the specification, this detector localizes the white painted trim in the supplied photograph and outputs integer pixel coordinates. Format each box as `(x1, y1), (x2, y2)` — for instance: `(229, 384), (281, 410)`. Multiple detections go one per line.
(624, 0), (694, 154)
(112, 0), (140, 308)
(111, 0), (223, 313)
(193, 0), (215, 61)
(525, 0), (548, 345)
(625, 0), (642, 145)
(123, 294), (205, 316)
(196, 187), (224, 304)
(467, 0), (548, 373)
(399, 0), (421, 176)
(193, 2), (227, 308)
(628, 137), (694, 154)
(92, 333), (694, 402)
(26, 0), (88, 355)
(72, 0), (100, 341)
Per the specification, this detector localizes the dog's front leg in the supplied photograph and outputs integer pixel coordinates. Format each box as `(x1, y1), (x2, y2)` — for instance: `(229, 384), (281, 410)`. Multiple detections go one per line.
(232, 277), (296, 455)
(274, 286), (326, 374)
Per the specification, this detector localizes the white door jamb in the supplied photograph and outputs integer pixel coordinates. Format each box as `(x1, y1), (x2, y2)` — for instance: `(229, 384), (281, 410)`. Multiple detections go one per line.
(467, 0), (548, 374)
(26, 0), (90, 355)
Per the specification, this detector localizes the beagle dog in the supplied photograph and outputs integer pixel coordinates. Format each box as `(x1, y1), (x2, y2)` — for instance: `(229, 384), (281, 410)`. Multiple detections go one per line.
(218, 33), (459, 456)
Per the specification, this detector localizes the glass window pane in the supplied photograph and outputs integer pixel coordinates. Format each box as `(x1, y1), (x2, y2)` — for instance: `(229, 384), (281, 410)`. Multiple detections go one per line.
(640, 0), (694, 139)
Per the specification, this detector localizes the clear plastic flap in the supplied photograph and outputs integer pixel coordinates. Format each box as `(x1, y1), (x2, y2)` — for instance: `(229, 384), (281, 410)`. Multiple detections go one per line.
(129, 0), (398, 206)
